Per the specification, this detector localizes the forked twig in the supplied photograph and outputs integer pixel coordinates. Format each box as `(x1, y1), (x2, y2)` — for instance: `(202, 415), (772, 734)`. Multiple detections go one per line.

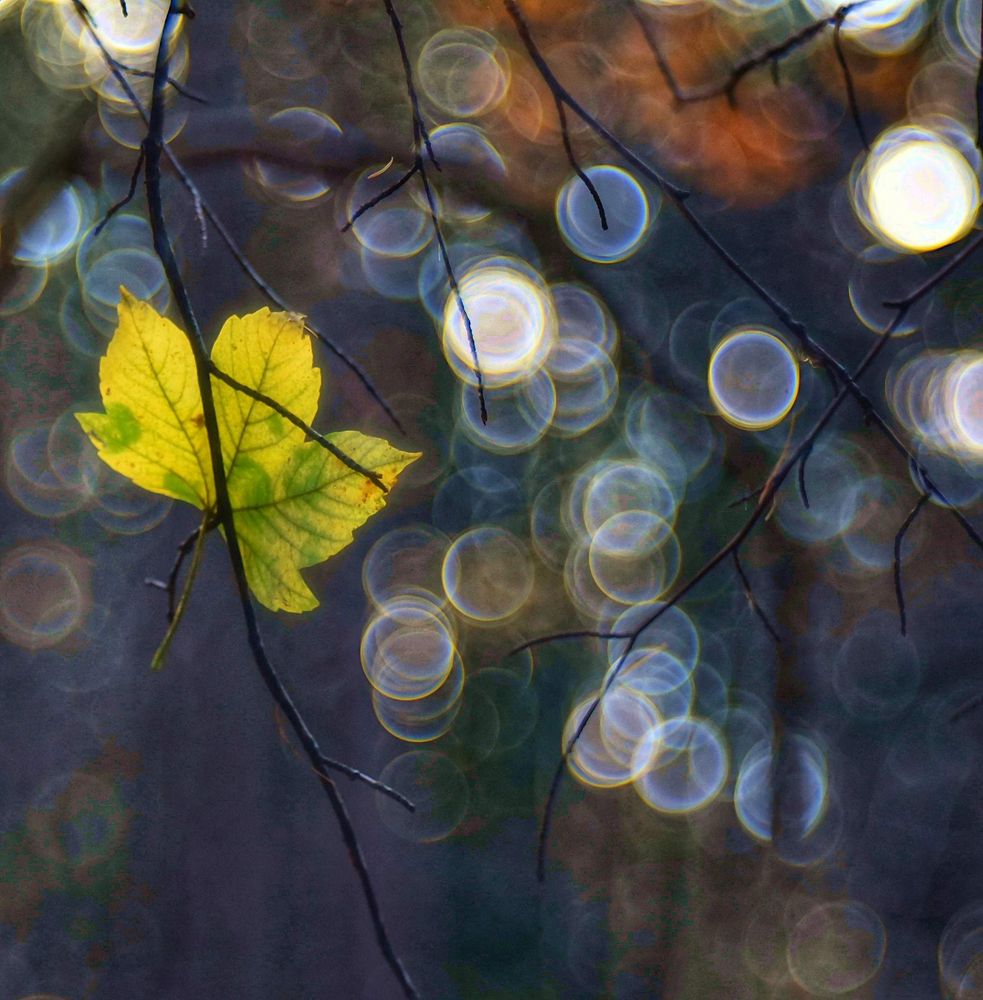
(628, 0), (871, 149)
(346, 0), (489, 424)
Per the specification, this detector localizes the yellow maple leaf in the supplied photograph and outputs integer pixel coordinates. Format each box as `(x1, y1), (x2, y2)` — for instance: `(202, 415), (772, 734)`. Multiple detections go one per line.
(77, 289), (419, 613)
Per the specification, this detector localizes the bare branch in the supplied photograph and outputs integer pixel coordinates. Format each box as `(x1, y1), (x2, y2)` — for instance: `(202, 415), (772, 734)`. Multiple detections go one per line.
(116, 63), (208, 103)
(622, 0), (684, 102)
(144, 521), (208, 622)
(124, 7), (419, 994)
(503, 0), (983, 563)
(554, 97), (608, 231)
(531, 222), (983, 878)
(797, 442), (812, 510)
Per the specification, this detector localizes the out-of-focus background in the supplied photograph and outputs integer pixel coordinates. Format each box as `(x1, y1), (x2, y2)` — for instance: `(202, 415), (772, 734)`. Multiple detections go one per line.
(2, 0), (983, 997)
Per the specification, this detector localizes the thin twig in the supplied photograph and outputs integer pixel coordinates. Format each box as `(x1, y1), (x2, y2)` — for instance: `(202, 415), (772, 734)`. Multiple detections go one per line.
(535, 307), (906, 881)
(797, 442), (812, 510)
(71, 0), (403, 435)
(342, 162), (419, 232)
(139, 9), (417, 996)
(651, 0), (874, 110)
(831, 11), (870, 151)
(380, 0), (439, 169)
(116, 63), (208, 103)
(151, 511), (208, 669)
(893, 492), (929, 636)
(733, 550), (782, 643)
(622, 0), (684, 102)
(729, 485), (764, 508)
(554, 97), (608, 230)
(207, 363), (388, 492)
(144, 521), (207, 621)
(94, 144), (145, 236)
(511, 629), (630, 656)
(952, 694), (983, 723)
(372, 0), (488, 423)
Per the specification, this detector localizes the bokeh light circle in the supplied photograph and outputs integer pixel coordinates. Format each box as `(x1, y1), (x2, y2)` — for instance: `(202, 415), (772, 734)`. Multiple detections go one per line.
(0, 544), (89, 650)
(633, 717), (728, 814)
(787, 900), (886, 994)
(708, 328), (800, 430)
(442, 261), (556, 386)
(376, 751), (469, 843)
(556, 165), (654, 264)
(361, 596), (456, 701)
(565, 690), (661, 788)
(417, 28), (510, 118)
(442, 526), (534, 622)
(857, 127), (979, 252)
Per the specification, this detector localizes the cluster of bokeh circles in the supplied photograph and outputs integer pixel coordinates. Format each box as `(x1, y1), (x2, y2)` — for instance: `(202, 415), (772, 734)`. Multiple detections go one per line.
(0, 1), (183, 656)
(14, 0), (187, 142)
(2, 191), (178, 654)
(353, 223), (838, 848)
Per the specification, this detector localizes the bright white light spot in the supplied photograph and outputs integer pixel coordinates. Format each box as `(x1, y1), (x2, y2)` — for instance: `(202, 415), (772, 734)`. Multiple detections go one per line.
(863, 131), (979, 252)
(442, 262), (555, 386)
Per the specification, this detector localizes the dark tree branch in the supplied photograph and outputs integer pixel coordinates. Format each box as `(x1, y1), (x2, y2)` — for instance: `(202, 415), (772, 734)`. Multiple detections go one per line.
(645, 0), (873, 121)
(535, 309), (906, 880)
(503, 0), (983, 562)
(628, 0), (871, 147)
(381, 0), (439, 169)
(144, 521), (411, 806)
(71, 0), (404, 435)
(511, 629), (630, 655)
(730, 485), (764, 508)
(733, 550), (782, 643)
(797, 441), (812, 510)
(122, 7), (420, 995)
(530, 227), (983, 880)
(207, 363), (388, 492)
(893, 492), (929, 636)
(719, 16), (833, 106)
(371, 0), (489, 424)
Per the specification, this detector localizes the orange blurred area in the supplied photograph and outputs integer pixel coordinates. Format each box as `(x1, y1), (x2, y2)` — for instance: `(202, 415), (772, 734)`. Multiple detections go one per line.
(438, 0), (917, 207)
